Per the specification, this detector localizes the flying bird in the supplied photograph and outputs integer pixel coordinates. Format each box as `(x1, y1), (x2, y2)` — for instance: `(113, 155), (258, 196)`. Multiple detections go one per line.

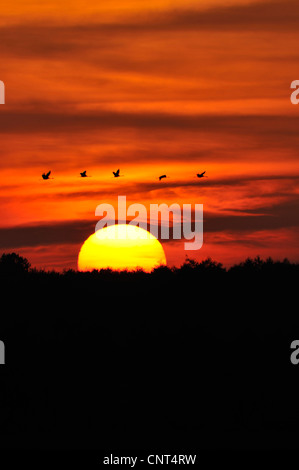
(113, 169), (120, 178)
(196, 171), (206, 178)
(42, 171), (52, 180)
(80, 171), (88, 177)
(159, 175), (167, 181)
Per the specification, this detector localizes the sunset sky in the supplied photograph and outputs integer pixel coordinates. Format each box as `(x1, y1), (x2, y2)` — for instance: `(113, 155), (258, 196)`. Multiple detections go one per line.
(1, 0), (299, 270)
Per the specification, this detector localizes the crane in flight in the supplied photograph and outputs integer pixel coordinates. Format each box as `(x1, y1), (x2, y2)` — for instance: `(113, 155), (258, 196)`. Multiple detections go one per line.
(113, 169), (121, 178)
(159, 175), (167, 181)
(42, 171), (52, 180)
(80, 171), (89, 178)
(196, 171), (206, 178)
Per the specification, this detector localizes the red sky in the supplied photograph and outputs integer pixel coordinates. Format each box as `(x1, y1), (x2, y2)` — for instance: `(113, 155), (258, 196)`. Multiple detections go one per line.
(1, 0), (299, 270)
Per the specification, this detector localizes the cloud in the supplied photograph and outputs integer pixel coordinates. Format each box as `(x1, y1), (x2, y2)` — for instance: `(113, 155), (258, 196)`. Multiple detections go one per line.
(1, 0), (298, 52)
(2, 192), (299, 250)
(0, 111), (298, 139)
(0, 0), (297, 80)
(146, 0), (299, 32)
(43, 174), (299, 199)
(0, 220), (94, 249)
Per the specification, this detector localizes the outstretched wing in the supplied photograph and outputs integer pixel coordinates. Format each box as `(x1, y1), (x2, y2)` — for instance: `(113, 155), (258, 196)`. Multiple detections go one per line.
(46, 171), (51, 178)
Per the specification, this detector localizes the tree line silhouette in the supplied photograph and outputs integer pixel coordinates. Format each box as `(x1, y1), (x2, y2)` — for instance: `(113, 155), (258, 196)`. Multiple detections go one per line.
(0, 252), (298, 450)
(0, 251), (297, 278)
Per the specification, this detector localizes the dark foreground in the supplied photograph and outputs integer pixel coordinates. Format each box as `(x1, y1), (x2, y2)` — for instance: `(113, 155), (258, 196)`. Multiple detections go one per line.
(0, 254), (299, 450)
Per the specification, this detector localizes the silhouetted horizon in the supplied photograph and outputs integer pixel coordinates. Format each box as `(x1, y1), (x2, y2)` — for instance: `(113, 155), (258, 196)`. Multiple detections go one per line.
(1, 251), (298, 277)
(1, 250), (298, 451)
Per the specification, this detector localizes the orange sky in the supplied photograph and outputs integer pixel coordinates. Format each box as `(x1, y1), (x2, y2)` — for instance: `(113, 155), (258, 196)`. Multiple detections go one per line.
(1, 0), (299, 270)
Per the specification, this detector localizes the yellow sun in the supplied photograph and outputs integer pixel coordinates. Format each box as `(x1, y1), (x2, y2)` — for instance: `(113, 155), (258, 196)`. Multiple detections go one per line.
(78, 224), (166, 273)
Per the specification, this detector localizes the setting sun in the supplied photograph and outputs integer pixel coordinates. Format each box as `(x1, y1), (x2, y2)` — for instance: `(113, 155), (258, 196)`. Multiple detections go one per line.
(78, 224), (166, 272)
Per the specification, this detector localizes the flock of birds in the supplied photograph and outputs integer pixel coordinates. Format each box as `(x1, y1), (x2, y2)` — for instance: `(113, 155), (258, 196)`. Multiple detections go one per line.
(41, 169), (207, 181)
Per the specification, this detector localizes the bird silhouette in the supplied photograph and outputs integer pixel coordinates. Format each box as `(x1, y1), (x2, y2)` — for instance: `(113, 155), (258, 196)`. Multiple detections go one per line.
(196, 171), (206, 178)
(159, 175), (167, 181)
(80, 171), (88, 178)
(113, 169), (120, 178)
(42, 171), (52, 180)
